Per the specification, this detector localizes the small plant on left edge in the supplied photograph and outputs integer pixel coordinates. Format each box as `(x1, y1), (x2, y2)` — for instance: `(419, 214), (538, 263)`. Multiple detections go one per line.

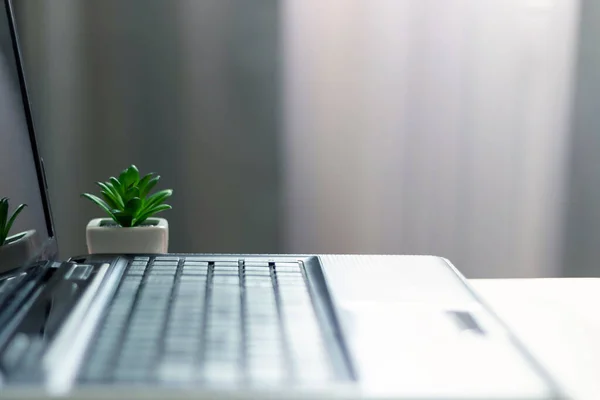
(0, 198), (26, 246)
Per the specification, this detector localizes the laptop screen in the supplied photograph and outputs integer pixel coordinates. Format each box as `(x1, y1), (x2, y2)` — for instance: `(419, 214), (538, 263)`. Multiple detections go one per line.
(0, 1), (54, 271)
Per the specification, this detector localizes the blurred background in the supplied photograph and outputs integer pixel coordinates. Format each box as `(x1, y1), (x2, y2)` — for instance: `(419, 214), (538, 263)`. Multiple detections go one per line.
(9, 0), (600, 278)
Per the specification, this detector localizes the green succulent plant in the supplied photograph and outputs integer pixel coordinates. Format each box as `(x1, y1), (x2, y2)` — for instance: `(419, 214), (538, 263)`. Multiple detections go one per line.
(82, 165), (172, 227)
(0, 198), (27, 246)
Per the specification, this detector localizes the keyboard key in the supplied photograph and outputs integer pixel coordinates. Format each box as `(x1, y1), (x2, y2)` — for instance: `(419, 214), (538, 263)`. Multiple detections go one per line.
(154, 257), (179, 262)
(274, 261), (301, 268)
(244, 272), (272, 278)
(184, 260), (209, 266)
(165, 344), (199, 358)
(244, 267), (271, 274)
(248, 367), (285, 385)
(212, 277), (240, 285)
(172, 298), (204, 308)
(213, 261), (239, 267)
(165, 335), (200, 349)
(245, 280), (274, 288)
(204, 346), (240, 362)
(244, 261), (270, 267)
(274, 262), (301, 268)
(213, 265), (239, 273)
(274, 266), (302, 274)
(206, 325), (241, 340)
(246, 302), (277, 312)
(157, 362), (196, 383)
(182, 268), (208, 276)
(275, 271), (303, 278)
(212, 277), (240, 286)
(170, 308), (204, 319)
(276, 275), (305, 284)
(245, 286), (275, 294)
(137, 294), (171, 304)
(175, 296), (205, 305)
(203, 362), (241, 385)
(168, 320), (203, 332)
(246, 300), (277, 312)
(128, 264), (147, 271)
(178, 281), (206, 290)
(161, 348), (198, 363)
(183, 257), (209, 262)
(245, 290), (276, 298)
(82, 365), (109, 381)
(296, 367), (330, 383)
(244, 272), (271, 278)
(182, 263), (209, 269)
(247, 353), (285, 367)
(151, 265), (178, 271)
(246, 346), (283, 360)
(246, 328), (281, 340)
(151, 265), (178, 270)
(113, 368), (149, 382)
(212, 289), (240, 299)
(278, 286), (310, 295)
(150, 268), (177, 274)
(119, 280), (142, 290)
(117, 351), (155, 365)
(180, 275), (207, 282)
(145, 276), (175, 285)
(171, 303), (204, 315)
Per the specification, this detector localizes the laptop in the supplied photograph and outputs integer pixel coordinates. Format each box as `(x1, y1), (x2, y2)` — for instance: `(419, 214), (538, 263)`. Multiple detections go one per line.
(0, 0), (564, 398)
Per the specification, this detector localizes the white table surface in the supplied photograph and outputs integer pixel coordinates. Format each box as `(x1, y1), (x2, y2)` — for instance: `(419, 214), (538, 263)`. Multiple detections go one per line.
(471, 278), (600, 400)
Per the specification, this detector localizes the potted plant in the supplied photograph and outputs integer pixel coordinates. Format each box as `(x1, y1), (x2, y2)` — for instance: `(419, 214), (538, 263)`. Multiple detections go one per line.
(0, 198), (39, 273)
(82, 165), (173, 254)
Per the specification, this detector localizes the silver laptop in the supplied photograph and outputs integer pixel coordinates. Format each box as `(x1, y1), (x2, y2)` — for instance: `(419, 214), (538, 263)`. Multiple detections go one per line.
(0, 0), (563, 398)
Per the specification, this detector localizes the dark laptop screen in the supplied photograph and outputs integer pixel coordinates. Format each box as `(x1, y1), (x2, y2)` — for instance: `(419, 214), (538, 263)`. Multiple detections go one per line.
(0, 1), (54, 271)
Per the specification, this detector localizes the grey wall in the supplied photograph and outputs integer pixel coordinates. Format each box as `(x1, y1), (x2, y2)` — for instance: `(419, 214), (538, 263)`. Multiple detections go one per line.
(282, 0), (578, 278)
(14, 0), (281, 257)
(562, 0), (600, 276)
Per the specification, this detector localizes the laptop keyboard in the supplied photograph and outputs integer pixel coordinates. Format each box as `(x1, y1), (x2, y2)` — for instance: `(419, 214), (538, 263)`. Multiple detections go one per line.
(79, 256), (336, 386)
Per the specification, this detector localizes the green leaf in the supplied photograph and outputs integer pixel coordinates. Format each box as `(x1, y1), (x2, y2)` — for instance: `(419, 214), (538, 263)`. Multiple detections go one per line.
(97, 183), (121, 210)
(0, 198), (8, 242)
(0, 198), (9, 244)
(118, 167), (129, 186)
(109, 177), (124, 197)
(133, 204), (171, 226)
(97, 182), (124, 210)
(123, 186), (140, 204)
(141, 189), (172, 212)
(100, 190), (119, 210)
(137, 173), (152, 191)
(146, 204), (172, 215)
(125, 197), (142, 216)
(138, 174), (158, 199)
(119, 165), (139, 189)
(5, 204), (26, 241)
(81, 193), (120, 225)
(112, 210), (133, 227)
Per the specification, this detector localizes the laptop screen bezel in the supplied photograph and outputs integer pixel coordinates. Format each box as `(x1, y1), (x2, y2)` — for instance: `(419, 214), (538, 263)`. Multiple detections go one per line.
(3, 0), (58, 258)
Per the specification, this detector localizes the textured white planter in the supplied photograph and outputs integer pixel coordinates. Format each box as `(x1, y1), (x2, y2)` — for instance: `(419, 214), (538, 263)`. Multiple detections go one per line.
(0, 229), (40, 273)
(86, 218), (169, 254)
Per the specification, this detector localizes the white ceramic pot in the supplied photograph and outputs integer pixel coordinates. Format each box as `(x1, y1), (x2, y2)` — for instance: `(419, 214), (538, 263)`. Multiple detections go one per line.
(86, 218), (169, 254)
(0, 229), (40, 273)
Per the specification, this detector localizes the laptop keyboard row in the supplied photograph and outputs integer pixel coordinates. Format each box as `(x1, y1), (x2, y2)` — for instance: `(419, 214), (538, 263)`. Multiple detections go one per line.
(78, 257), (334, 386)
